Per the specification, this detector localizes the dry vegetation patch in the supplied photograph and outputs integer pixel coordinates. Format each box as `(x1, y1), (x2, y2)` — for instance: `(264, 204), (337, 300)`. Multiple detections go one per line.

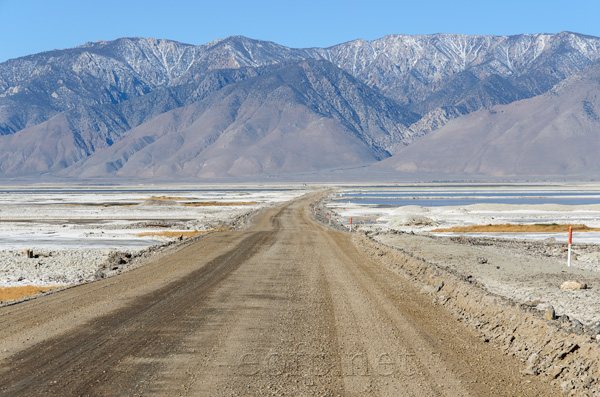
(432, 223), (600, 233)
(0, 286), (57, 302)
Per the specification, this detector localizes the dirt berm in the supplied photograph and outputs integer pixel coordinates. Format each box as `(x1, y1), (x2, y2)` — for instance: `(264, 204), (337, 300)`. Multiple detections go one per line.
(353, 231), (600, 395)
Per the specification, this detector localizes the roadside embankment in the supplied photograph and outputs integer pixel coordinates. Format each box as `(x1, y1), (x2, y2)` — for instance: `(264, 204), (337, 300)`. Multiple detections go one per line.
(355, 233), (600, 395)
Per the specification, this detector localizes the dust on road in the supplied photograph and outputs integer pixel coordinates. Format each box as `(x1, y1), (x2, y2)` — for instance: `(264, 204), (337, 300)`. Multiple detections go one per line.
(0, 194), (555, 395)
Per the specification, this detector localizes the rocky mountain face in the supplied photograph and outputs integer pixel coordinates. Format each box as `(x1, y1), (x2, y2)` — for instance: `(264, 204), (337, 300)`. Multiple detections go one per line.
(0, 32), (599, 178)
(328, 33), (600, 103)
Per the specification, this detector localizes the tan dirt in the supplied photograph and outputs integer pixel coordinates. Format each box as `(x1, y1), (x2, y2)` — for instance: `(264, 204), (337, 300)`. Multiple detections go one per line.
(373, 231), (600, 327)
(145, 196), (192, 201)
(0, 286), (57, 302)
(139, 196), (259, 205)
(64, 203), (136, 207)
(0, 194), (556, 395)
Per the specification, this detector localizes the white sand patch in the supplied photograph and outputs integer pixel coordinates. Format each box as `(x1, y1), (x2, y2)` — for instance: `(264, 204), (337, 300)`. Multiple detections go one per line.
(0, 249), (117, 287)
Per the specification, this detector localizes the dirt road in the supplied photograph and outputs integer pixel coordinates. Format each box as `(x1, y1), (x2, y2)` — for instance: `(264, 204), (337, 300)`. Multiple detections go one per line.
(0, 194), (555, 395)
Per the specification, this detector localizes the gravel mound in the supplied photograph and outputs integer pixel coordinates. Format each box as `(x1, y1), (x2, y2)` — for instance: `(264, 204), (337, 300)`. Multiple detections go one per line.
(0, 248), (143, 287)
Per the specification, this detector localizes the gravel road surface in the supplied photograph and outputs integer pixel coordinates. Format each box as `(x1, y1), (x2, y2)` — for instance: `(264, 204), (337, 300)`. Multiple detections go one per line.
(0, 194), (554, 395)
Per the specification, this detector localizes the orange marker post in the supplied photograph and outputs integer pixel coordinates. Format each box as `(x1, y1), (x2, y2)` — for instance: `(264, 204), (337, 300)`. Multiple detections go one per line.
(350, 217), (353, 232)
(329, 213), (331, 225)
(568, 225), (572, 267)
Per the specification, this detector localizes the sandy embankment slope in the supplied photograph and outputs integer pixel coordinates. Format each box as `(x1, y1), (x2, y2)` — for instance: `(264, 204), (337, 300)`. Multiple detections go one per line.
(326, 197), (600, 326)
(374, 232), (600, 327)
(355, 231), (600, 395)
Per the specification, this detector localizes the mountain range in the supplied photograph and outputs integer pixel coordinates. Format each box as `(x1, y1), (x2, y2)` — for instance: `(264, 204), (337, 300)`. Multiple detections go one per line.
(1, 32), (600, 179)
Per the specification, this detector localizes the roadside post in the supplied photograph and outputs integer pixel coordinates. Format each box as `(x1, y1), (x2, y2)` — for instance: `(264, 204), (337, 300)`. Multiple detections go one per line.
(568, 226), (572, 267)
(350, 217), (353, 232)
(329, 213), (331, 225)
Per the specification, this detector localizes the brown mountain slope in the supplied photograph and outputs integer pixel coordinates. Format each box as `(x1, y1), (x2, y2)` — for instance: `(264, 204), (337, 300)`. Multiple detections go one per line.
(379, 63), (600, 177)
(61, 60), (416, 178)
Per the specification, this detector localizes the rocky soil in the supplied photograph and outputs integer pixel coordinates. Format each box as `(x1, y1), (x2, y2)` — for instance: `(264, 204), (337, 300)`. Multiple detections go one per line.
(373, 232), (600, 328)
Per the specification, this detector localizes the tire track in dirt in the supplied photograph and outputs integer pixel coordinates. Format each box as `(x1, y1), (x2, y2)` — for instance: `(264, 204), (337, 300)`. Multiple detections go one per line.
(0, 230), (274, 395)
(0, 194), (556, 395)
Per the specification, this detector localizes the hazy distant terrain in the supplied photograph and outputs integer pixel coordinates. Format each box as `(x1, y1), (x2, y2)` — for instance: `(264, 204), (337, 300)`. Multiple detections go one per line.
(1, 33), (600, 179)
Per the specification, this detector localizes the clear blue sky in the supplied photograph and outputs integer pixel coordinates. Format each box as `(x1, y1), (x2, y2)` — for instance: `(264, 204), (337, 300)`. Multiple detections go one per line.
(0, 0), (598, 62)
